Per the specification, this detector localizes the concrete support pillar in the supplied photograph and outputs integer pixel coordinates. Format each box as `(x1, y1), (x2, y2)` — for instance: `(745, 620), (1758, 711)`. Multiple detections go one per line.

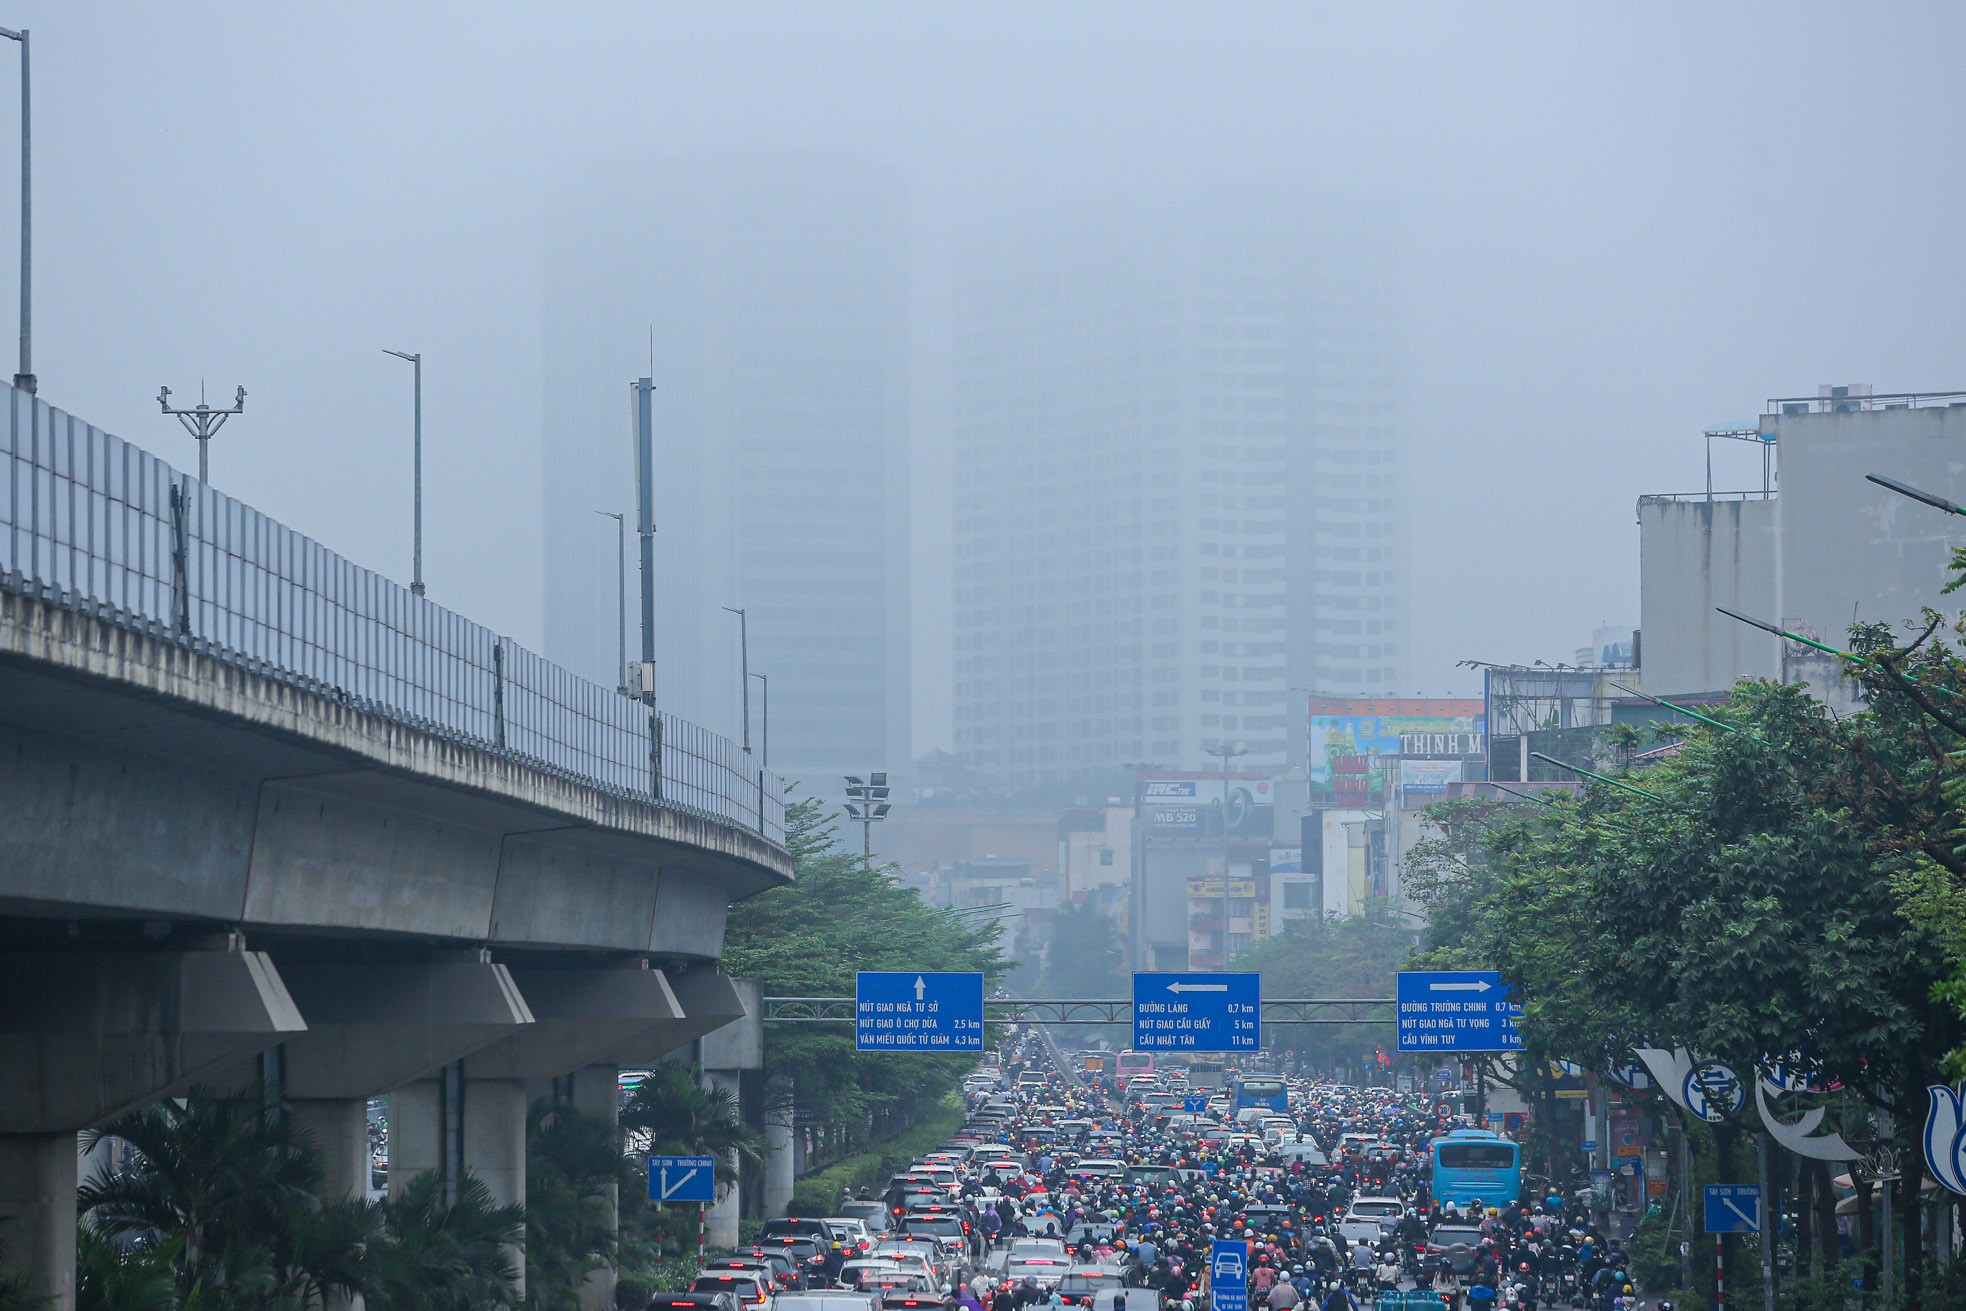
(571, 1065), (620, 1311)
(703, 1069), (744, 1248)
(464, 1078), (529, 1298)
(0, 1135), (78, 1311)
(388, 1077), (445, 1197)
(294, 1098), (372, 1203)
(764, 1075), (795, 1217)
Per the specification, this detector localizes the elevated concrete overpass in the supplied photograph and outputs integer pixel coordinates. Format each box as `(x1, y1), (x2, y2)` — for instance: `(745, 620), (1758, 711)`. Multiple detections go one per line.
(0, 383), (791, 1306)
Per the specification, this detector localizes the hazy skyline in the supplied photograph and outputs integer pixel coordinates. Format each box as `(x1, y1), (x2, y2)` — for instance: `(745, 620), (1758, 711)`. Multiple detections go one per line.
(17, 2), (1966, 757)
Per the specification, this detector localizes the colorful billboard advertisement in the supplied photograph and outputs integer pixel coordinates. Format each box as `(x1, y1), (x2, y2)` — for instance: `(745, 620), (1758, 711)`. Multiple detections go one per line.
(1306, 697), (1485, 787)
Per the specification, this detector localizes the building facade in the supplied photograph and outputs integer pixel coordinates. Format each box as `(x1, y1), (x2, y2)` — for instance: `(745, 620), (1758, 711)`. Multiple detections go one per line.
(1639, 387), (1966, 702)
(951, 188), (1405, 789)
(540, 149), (910, 789)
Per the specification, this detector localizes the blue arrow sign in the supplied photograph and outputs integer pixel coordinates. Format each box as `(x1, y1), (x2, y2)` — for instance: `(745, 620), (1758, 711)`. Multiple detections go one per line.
(1704, 1184), (1761, 1234)
(1395, 970), (1523, 1053)
(1132, 972), (1261, 1052)
(855, 971), (985, 1051)
(648, 1154), (716, 1203)
(1209, 1239), (1249, 1311)
(1184, 1094), (1209, 1113)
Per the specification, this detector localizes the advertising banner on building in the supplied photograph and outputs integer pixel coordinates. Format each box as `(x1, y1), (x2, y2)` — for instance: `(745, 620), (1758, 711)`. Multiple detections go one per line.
(1307, 697), (1486, 788)
(1141, 774), (1273, 841)
(1399, 758), (1464, 798)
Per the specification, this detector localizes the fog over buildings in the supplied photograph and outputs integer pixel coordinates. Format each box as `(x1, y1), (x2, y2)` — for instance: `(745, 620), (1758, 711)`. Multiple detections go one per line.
(13, 2), (1966, 793)
(952, 189), (1404, 786)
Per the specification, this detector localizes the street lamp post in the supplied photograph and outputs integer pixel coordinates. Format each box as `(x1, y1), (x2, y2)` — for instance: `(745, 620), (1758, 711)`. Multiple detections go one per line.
(0, 26), (30, 395)
(723, 606), (751, 756)
(750, 671), (769, 768)
(595, 511), (626, 689)
(384, 350), (424, 596)
(159, 384), (245, 484)
(1206, 742), (1249, 968)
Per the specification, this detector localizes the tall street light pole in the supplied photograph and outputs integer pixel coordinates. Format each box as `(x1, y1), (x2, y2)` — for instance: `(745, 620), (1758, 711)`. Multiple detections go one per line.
(595, 511), (626, 689)
(723, 606), (751, 755)
(0, 27), (30, 394)
(750, 671), (769, 768)
(1206, 742), (1249, 968)
(384, 350), (424, 596)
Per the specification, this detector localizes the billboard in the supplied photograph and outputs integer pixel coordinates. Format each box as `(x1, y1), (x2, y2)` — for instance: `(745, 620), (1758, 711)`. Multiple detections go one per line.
(1399, 758), (1464, 798)
(1140, 774), (1273, 841)
(1307, 698), (1485, 787)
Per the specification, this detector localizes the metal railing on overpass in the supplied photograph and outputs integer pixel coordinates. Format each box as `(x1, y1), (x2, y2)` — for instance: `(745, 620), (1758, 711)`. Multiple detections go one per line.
(0, 383), (785, 845)
(762, 997), (1395, 1026)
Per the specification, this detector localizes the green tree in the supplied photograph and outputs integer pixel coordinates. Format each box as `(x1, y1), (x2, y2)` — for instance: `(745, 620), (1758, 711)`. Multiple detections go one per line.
(524, 1100), (623, 1311)
(365, 1173), (524, 1311)
(1420, 678), (1965, 1300)
(76, 1092), (366, 1310)
(1232, 902), (1416, 1072)
(721, 798), (1006, 1129)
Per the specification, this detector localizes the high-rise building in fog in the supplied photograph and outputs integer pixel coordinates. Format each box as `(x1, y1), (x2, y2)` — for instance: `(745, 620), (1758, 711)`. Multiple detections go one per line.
(952, 189), (1404, 787)
(541, 150), (910, 787)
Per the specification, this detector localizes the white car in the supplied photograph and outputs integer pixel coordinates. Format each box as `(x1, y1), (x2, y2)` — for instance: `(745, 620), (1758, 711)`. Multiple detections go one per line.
(1337, 1196), (1406, 1245)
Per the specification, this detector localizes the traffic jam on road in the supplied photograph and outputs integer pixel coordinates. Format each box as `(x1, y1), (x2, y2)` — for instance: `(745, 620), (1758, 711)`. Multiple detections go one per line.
(657, 1033), (1663, 1311)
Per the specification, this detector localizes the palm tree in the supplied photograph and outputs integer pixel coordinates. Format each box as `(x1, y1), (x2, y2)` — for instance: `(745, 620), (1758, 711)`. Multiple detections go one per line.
(525, 1100), (623, 1310)
(76, 1090), (361, 1308)
(75, 1228), (176, 1311)
(620, 1065), (763, 1177)
(365, 1172), (523, 1311)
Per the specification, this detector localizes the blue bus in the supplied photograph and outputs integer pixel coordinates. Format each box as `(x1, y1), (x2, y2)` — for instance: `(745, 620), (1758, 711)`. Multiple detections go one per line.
(1231, 1073), (1289, 1116)
(1429, 1128), (1522, 1208)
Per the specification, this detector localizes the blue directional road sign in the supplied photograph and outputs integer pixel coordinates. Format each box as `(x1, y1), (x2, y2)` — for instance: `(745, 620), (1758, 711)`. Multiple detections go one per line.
(648, 1155), (716, 1203)
(1705, 1184), (1762, 1234)
(1132, 972), (1261, 1052)
(1395, 970), (1524, 1053)
(855, 971), (985, 1051)
(1209, 1239), (1249, 1311)
(1184, 1094), (1210, 1114)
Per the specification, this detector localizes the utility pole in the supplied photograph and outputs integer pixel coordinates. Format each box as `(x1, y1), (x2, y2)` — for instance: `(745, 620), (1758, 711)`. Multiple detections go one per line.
(1206, 742), (1249, 967)
(0, 26), (31, 394)
(159, 384), (245, 484)
(383, 350), (424, 596)
(595, 511), (626, 690)
(723, 606), (750, 755)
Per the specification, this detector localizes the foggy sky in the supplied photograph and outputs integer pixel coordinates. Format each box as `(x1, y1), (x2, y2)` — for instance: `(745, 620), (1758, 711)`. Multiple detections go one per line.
(22, 2), (1966, 756)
